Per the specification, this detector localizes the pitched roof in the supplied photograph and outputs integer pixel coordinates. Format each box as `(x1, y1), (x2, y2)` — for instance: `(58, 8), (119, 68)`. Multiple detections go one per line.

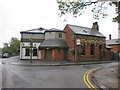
(39, 39), (68, 48)
(20, 27), (45, 34)
(45, 28), (66, 33)
(20, 28), (65, 34)
(67, 24), (105, 38)
(106, 38), (120, 45)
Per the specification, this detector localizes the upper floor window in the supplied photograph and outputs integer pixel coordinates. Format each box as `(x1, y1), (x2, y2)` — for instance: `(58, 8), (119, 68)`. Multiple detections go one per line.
(59, 33), (62, 38)
(90, 44), (94, 55)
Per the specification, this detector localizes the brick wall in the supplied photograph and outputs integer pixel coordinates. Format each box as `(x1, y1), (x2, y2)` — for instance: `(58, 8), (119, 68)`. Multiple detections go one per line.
(41, 49), (45, 60)
(64, 25), (112, 61)
(52, 49), (64, 60)
(104, 50), (112, 60)
(64, 26), (75, 61)
(110, 45), (120, 53)
(41, 49), (65, 60)
(76, 44), (101, 61)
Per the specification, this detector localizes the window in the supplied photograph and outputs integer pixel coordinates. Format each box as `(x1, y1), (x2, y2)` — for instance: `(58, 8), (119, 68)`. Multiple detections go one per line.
(90, 44), (94, 55)
(25, 48), (30, 56)
(81, 44), (85, 55)
(59, 33), (62, 38)
(33, 48), (37, 56)
(58, 49), (61, 54)
(99, 45), (102, 52)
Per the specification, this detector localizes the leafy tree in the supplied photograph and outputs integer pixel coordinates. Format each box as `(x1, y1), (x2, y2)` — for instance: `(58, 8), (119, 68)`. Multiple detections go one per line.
(57, 0), (120, 23)
(2, 37), (20, 56)
(9, 37), (20, 55)
(2, 43), (12, 55)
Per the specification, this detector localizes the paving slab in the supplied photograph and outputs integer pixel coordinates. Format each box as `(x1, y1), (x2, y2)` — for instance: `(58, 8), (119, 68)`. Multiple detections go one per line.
(92, 66), (119, 89)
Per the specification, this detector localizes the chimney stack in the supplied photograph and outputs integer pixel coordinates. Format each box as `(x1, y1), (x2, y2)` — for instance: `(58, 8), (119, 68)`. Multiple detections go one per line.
(92, 22), (99, 31)
(109, 34), (111, 40)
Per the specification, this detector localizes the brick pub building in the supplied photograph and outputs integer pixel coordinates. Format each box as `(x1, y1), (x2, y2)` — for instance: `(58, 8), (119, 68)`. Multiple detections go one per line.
(64, 22), (111, 61)
(20, 22), (111, 61)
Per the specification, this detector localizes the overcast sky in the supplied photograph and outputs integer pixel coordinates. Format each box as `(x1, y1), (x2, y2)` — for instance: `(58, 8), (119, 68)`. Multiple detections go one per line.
(0, 0), (118, 48)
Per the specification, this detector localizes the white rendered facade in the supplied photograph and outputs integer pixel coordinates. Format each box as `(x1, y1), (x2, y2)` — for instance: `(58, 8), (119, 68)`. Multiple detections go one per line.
(20, 28), (45, 60)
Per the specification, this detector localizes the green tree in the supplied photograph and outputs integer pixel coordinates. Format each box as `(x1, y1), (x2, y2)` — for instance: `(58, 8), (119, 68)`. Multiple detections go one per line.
(2, 37), (20, 56)
(9, 37), (20, 55)
(57, 0), (119, 23)
(2, 43), (12, 55)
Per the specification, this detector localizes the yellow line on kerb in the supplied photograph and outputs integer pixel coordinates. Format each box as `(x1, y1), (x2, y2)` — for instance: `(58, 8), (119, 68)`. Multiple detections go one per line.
(83, 67), (103, 90)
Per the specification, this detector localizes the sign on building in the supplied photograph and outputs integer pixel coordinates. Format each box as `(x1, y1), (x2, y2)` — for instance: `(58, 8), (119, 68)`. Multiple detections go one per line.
(76, 39), (80, 45)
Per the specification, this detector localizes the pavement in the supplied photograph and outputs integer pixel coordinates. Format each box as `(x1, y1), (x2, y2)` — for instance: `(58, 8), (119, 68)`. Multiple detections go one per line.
(1, 56), (119, 89)
(91, 65), (119, 89)
(1, 56), (118, 66)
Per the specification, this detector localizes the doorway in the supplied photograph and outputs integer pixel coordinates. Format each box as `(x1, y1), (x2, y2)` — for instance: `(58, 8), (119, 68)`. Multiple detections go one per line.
(45, 49), (52, 60)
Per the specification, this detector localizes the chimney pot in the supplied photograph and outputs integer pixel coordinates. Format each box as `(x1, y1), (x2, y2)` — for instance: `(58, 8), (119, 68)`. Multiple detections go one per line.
(109, 34), (111, 40)
(92, 22), (99, 31)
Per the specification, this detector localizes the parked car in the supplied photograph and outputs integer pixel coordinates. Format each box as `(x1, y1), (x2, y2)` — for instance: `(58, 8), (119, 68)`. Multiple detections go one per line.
(2, 53), (10, 58)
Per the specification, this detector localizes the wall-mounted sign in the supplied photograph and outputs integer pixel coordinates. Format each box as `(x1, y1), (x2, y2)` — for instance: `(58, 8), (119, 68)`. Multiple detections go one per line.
(76, 39), (80, 45)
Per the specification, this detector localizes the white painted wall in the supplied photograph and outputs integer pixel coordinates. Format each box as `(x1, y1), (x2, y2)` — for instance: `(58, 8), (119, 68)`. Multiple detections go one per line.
(20, 42), (41, 60)
(45, 32), (66, 40)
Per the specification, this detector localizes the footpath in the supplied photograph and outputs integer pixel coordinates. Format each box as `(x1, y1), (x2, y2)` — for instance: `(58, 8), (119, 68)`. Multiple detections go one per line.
(91, 65), (119, 89)
(1, 56), (118, 66)
(1, 56), (119, 89)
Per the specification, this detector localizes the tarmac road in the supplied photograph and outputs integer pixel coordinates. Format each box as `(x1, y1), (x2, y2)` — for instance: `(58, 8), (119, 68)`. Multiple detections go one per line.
(1, 57), (118, 88)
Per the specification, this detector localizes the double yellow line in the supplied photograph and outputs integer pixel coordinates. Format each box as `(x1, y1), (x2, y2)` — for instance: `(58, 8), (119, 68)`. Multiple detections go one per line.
(83, 67), (103, 90)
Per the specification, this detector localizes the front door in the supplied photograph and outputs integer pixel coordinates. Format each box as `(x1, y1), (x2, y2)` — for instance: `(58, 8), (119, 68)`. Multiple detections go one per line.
(45, 49), (52, 60)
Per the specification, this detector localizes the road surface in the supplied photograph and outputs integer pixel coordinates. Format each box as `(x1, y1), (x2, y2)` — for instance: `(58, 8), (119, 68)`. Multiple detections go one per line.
(0, 57), (118, 88)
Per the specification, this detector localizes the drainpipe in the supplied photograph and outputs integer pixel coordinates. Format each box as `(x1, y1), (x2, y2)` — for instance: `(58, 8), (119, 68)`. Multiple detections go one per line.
(74, 33), (76, 62)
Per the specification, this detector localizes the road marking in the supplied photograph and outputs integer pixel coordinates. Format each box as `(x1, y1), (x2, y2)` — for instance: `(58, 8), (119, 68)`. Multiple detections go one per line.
(83, 67), (103, 90)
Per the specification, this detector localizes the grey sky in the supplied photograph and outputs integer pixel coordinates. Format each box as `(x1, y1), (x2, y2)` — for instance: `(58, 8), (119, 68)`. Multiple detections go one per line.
(0, 0), (118, 48)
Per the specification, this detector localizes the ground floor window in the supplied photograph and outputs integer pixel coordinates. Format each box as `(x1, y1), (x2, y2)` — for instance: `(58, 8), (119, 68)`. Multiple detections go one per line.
(33, 48), (37, 56)
(58, 49), (61, 54)
(99, 44), (102, 52)
(25, 48), (30, 56)
(81, 44), (85, 55)
(90, 44), (94, 55)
